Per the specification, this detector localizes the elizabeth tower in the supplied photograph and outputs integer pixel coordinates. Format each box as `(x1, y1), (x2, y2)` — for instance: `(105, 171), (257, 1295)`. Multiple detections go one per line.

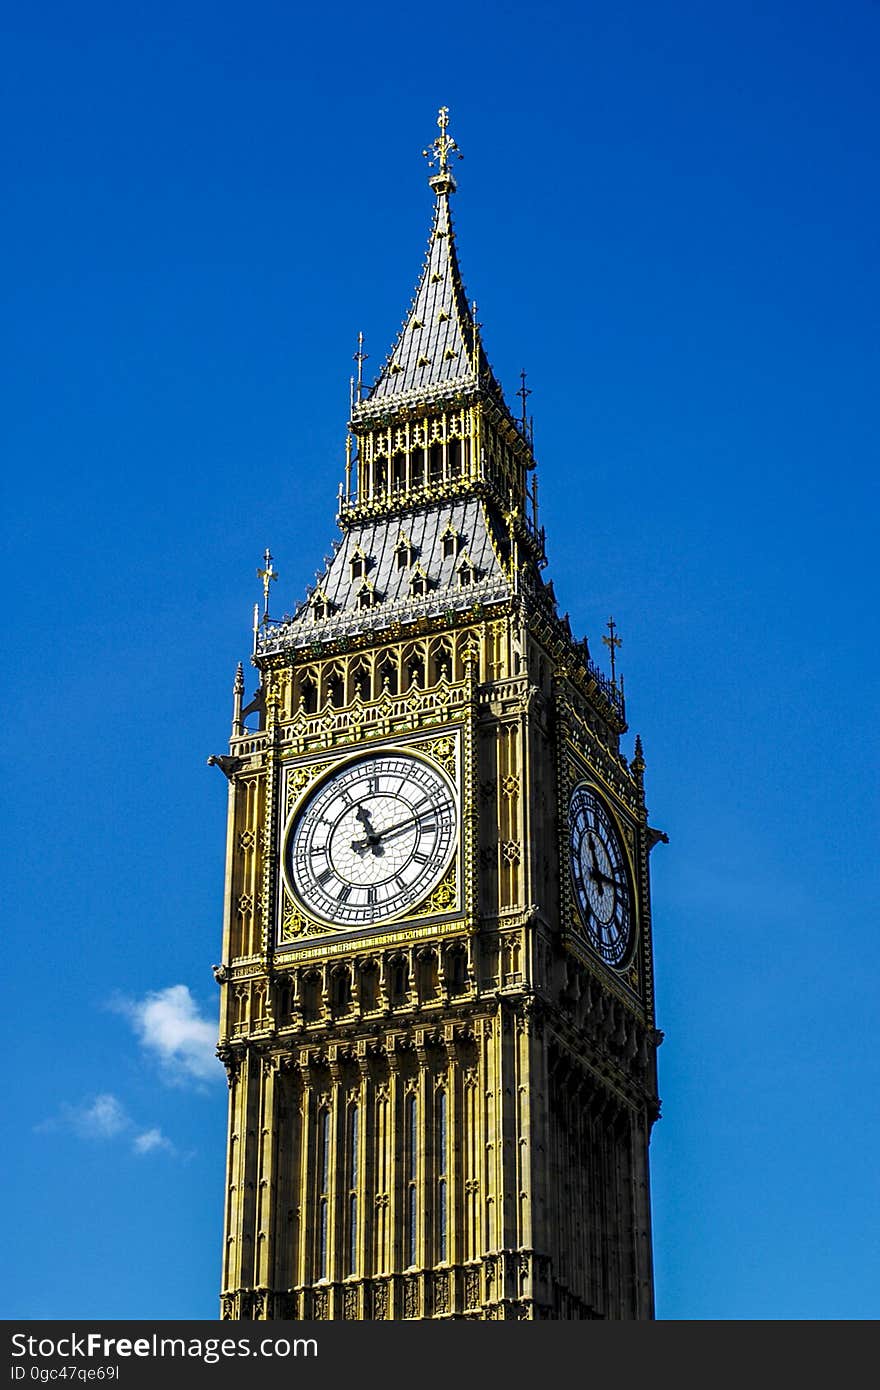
(212, 110), (664, 1321)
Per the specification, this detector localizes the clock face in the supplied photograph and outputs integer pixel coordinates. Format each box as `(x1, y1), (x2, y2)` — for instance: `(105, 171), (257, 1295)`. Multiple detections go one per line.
(569, 784), (634, 968)
(284, 750), (457, 928)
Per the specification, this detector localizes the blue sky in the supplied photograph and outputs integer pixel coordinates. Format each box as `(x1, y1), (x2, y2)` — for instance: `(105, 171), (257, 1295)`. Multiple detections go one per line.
(2, 1), (878, 1320)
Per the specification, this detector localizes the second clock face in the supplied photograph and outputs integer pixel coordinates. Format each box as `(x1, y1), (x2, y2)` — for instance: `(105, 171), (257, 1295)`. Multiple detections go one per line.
(569, 784), (634, 968)
(285, 750), (457, 928)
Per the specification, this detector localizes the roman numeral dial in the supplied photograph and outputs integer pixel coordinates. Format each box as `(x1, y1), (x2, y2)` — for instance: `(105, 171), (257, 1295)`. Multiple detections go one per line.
(568, 784), (635, 969)
(284, 751), (457, 928)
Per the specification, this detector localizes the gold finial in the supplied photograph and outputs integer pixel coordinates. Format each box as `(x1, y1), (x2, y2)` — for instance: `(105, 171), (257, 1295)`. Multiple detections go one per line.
(603, 616), (622, 687)
(423, 106), (463, 193)
(257, 548), (278, 623)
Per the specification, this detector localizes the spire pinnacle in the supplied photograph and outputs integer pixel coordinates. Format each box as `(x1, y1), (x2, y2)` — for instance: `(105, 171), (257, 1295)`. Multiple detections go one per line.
(422, 106), (463, 195)
(257, 548), (278, 623)
(353, 331), (368, 404)
(603, 616), (622, 687)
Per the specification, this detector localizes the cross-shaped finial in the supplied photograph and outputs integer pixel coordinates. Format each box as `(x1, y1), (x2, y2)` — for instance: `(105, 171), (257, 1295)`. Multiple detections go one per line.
(602, 616), (622, 686)
(257, 548), (278, 622)
(423, 106), (463, 192)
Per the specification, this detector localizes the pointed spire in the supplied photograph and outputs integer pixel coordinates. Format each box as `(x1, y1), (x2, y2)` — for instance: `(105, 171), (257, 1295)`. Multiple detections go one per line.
(358, 107), (501, 412)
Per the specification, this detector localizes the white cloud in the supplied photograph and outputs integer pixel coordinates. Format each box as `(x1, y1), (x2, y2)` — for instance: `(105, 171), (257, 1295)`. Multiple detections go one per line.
(115, 984), (218, 1085)
(69, 1092), (130, 1140)
(37, 1095), (175, 1157)
(132, 1127), (174, 1155)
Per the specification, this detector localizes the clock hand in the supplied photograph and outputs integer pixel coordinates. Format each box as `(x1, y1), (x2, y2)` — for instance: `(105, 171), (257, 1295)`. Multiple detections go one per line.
(372, 810), (435, 843)
(350, 805), (385, 857)
(586, 835), (615, 891)
(350, 808), (437, 855)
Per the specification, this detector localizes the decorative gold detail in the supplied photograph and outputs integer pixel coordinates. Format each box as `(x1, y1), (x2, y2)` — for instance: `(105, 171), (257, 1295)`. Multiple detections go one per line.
(402, 861), (457, 919)
(286, 760), (333, 811)
(424, 735), (456, 776)
(280, 886), (333, 942)
(422, 105), (463, 191)
(501, 774), (519, 799)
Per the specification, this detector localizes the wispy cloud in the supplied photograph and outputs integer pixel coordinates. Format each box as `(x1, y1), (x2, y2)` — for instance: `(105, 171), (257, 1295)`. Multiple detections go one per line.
(69, 1093), (129, 1140)
(113, 984), (218, 1086)
(37, 1093), (174, 1156)
(132, 1127), (174, 1156)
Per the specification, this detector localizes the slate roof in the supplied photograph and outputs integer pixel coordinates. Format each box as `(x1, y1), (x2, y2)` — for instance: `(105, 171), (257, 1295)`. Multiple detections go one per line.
(258, 498), (512, 654)
(358, 189), (502, 411)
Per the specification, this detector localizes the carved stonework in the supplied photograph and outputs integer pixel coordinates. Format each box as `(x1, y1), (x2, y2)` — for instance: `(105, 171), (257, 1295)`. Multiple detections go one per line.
(403, 1276), (420, 1319)
(372, 1281), (389, 1320)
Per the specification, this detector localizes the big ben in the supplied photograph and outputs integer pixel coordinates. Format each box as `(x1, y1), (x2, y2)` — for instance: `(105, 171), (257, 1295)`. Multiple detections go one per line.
(211, 108), (665, 1321)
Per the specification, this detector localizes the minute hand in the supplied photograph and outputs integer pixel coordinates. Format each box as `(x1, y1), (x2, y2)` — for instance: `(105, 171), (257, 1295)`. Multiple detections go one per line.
(370, 810), (438, 846)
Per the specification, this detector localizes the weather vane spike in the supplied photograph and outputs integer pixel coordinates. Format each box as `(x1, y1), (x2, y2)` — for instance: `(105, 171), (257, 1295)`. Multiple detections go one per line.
(422, 106), (463, 192)
(257, 548), (278, 623)
(602, 616), (622, 687)
(518, 369), (532, 432)
(353, 330), (368, 403)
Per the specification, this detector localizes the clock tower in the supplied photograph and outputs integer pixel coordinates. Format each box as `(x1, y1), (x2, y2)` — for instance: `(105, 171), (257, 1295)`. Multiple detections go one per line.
(211, 109), (664, 1321)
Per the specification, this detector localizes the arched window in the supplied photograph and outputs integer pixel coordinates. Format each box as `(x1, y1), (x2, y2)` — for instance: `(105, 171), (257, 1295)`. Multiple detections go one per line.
(350, 661), (371, 702)
(391, 452), (407, 494)
(299, 674), (318, 715)
(317, 1107), (331, 1281)
(378, 658), (398, 696)
(429, 641), (452, 686)
(441, 523), (459, 559)
(301, 969), (322, 1022)
(390, 955), (409, 1005)
(445, 945), (467, 995)
(330, 964), (351, 1015)
(436, 1089), (448, 1263)
(347, 1103), (359, 1276)
(326, 668), (345, 708)
(429, 441), (443, 484)
(406, 1092), (418, 1267)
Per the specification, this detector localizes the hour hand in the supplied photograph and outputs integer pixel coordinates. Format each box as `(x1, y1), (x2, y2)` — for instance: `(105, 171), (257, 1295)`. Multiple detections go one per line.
(351, 805), (384, 856)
